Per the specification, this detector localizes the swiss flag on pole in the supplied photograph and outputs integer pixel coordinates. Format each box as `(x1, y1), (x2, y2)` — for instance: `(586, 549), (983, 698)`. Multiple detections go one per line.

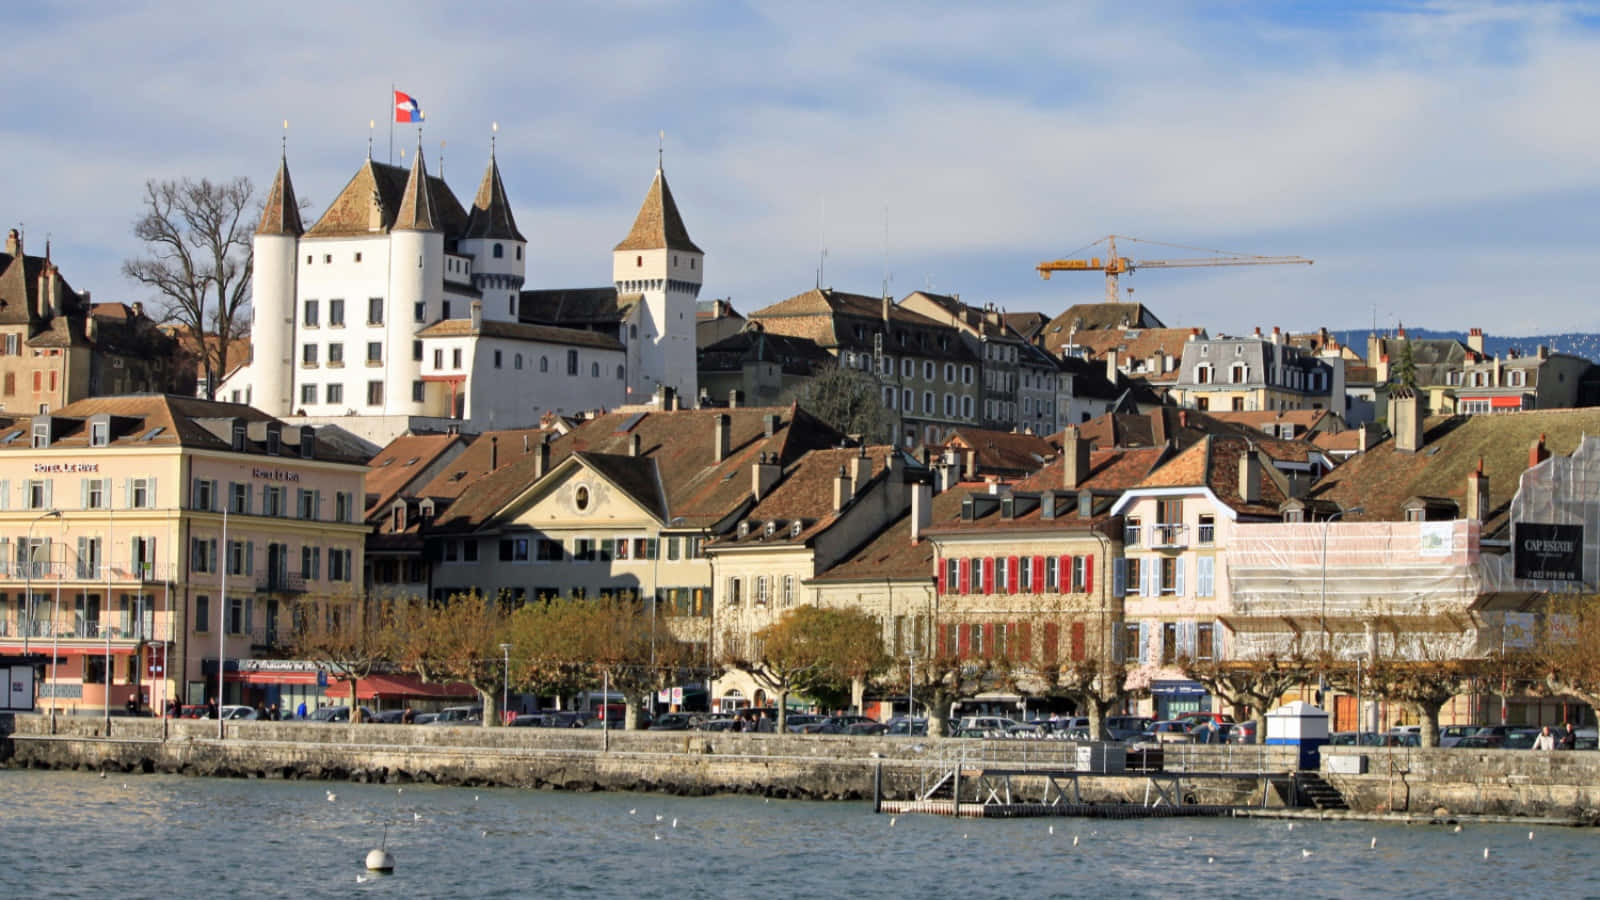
(394, 90), (424, 123)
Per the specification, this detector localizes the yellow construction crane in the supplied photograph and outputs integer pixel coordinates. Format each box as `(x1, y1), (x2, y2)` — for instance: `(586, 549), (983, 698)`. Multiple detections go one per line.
(1037, 234), (1313, 303)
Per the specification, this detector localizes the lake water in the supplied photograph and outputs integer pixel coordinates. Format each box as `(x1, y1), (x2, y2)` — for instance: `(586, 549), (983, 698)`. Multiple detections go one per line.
(3, 768), (1594, 898)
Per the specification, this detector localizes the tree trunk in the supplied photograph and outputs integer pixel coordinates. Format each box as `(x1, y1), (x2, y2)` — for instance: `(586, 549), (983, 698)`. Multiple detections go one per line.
(1085, 694), (1115, 741)
(1416, 699), (1445, 748)
(850, 676), (865, 715)
(776, 689), (789, 732)
(477, 686), (497, 727)
(348, 679), (361, 723)
(927, 687), (954, 737)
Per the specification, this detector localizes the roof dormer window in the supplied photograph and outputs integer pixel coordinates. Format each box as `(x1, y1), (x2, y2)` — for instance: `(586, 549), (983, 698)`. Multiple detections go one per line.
(31, 422), (49, 448)
(231, 422), (246, 452)
(90, 420), (109, 447)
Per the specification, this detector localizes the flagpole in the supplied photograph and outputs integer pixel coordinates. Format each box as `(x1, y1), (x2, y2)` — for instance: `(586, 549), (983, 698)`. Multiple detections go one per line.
(388, 83), (395, 166)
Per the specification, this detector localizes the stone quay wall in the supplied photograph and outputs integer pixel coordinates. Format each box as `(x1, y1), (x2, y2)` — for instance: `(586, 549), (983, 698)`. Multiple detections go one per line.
(1320, 747), (1600, 821)
(6, 715), (1296, 805)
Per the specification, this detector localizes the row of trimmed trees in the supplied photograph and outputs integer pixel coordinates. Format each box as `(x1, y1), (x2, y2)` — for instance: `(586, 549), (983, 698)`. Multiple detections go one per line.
(282, 591), (1600, 736)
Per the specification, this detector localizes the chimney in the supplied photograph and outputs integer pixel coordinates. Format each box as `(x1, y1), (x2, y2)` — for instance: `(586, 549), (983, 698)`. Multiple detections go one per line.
(832, 466), (853, 512)
(962, 447), (977, 480)
(489, 435), (499, 471)
(1358, 424), (1369, 454)
(752, 451), (781, 500)
(1537, 344), (1550, 361)
(1062, 425), (1090, 489)
(1390, 389), (1423, 453)
(523, 434), (530, 455)
(1149, 410), (1167, 449)
(763, 412), (779, 437)
(1467, 327), (1485, 356)
(1530, 433), (1550, 468)
(1465, 458), (1490, 521)
(534, 438), (551, 479)
(1105, 349), (1119, 382)
(4, 229), (17, 256)
(1271, 326), (1282, 345)
(470, 300), (483, 331)
(1253, 326), (1262, 338)
(850, 445), (871, 490)
(628, 433), (642, 457)
(728, 389), (742, 409)
(1239, 445), (1262, 503)
(131, 301), (143, 319)
(714, 413), (731, 463)
(882, 294), (891, 322)
(910, 479), (932, 543)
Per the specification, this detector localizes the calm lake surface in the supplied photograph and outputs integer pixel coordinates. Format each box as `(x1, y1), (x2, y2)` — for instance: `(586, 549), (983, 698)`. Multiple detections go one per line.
(3, 768), (1594, 898)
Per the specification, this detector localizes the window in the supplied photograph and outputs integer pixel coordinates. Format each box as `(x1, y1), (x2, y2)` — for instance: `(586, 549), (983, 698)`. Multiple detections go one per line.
(366, 342), (382, 364)
(493, 243), (504, 258)
(334, 491), (355, 523)
(433, 349), (443, 369)
(572, 538), (595, 562)
(535, 539), (563, 562)
(1196, 622), (1215, 660)
(412, 381), (425, 402)
(302, 344), (318, 366)
(1124, 517), (1142, 547)
(301, 546), (321, 581)
(962, 396), (974, 418)
(726, 577), (742, 606)
(326, 383), (343, 404)
(592, 362), (600, 377)
(782, 575), (794, 607)
(328, 548), (354, 582)
(1197, 514), (1215, 545)
(90, 421), (109, 446)
(922, 391), (934, 414)
(300, 384), (317, 404)
(617, 365), (625, 380)
(538, 356), (548, 373)
(261, 485), (285, 517)
(227, 540), (253, 577)
(328, 299), (345, 326)
(414, 301), (427, 323)
(297, 489), (318, 520)
(303, 300), (319, 327)
(943, 393), (954, 416)
(567, 350), (579, 375)
(326, 343), (343, 366)
(1159, 556), (1182, 595)
(228, 482), (249, 514)
(494, 350), (503, 369)
(452, 348), (463, 369)
(1161, 623), (1179, 664)
(754, 576), (768, 606)
(901, 358), (913, 378)
(923, 361), (934, 381)
(188, 479), (212, 512)
(499, 537), (530, 562)
(1196, 556), (1215, 597)
(3, 334), (16, 355)
(994, 556), (1009, 593)
(903, 388), (914, 411)
(190, 538), (217, 574)
(195, 595), (210, 633)
(367, 297), (384, 325)
(367, 381), (383, 406)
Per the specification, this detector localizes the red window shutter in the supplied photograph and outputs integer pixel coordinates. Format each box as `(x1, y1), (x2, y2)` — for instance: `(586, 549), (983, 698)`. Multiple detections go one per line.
(958, 558), (970, 595)
(1058, 555), (1071, 593)
(1018, 621), (1033, 661)
(957, 624), (971, 658)
(1043, 622), (1059, 664)
(983, 558), (994, 594)
(1032, 556), (1045, 592)
(982, 623), (995, 658)
(1071, 622), (1086, 661)
(937, 558), (946, 594)
(1007, 556), (1020, 595)
(1085, 555), (1095, 592)
(938, 624), (949, 658)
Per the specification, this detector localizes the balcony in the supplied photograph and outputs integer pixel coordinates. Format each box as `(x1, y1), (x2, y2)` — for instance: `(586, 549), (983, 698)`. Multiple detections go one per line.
(1, 560), (175, 584)
(2, 612), (172, 643)
(255, 572), (307, 594)
(1123, 525), (1142, 547)
(1197, 523), (1216, 545)
(1152, 523), (1188, 549)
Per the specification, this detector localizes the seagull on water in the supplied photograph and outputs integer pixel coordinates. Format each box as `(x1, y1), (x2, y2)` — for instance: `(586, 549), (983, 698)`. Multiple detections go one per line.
(1301, 849), (1313, 858)
(356, 875), (369, 884)
(327, 791), (337, 803)
(889, 817), (897, 827)
(1483, 848), (1490, 859)
(1453, 824), (1462, 833)
(655, 814), (663, 822)
(1207, 857), (1214, 864)
(481, 830), (489, 838)
(413, 812), (423, 822)
(397, 787), (403, 795)
(98, 771), (107, 779)
(1529, 831), (1535, 840)
(1287, 822), (1294, 831)
(1370, 837), (1377, 850)
(629, 808), (637, 815)
(672, 818), (678, 829)
(1072, 835), (1079, 846)
(1048, 825), (1054, 835)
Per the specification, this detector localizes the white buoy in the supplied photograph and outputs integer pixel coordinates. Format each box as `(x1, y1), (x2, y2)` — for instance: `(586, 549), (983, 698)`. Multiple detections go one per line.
(1454, 824), (1462, 833)
(1048, 825), (1054, 835)
(1207, 857), (1214, 864)
(1370, 837), (1377, 850)
(1301, 849), (1313, 858)
(1072, 835), (1079, 846)
(365, 848), (394, 874)
(1483, 847), (1490, 859)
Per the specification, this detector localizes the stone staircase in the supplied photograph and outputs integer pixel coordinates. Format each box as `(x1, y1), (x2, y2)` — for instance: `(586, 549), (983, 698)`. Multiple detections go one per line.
(1295, 772), (1349, 810)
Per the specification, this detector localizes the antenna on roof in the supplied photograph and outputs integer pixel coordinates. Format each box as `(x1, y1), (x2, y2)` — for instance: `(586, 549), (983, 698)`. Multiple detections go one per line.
(658, 129), (665, 172)
(367, 120), (374, 159)
(439, 139), (446, 179)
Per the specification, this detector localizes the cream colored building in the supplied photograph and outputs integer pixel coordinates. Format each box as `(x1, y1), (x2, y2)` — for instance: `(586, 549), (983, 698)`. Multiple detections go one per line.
(0, 395), (368, 715)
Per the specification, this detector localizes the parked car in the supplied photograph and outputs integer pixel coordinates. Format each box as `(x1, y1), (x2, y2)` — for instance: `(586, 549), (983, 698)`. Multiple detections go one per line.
(424, 705), (482, 725)
(1574, 727), (1598, 750)
(1173, 711), (1234, 729)
(885, 716), (927, 736)
(508, 714), (550, 727)
(844, 721), (888, 736)
(782, 714), (828, 733)
(1104, 715), (1153, 741)
(954, 716), (1019, 737)
(218, 705), (258, 720)
(372, 709), (409, 724)
(650, 713), (699, 731)
(1454, 734), (1503, 749)
(1438, 725), (1476, 748)
(1228, 721), (1258, 744)
(809, 715), (876, 735)
(695, 717), (741, 732)
(1139, 720), (1194, 744)
(311, 706), (377, 723)
(1504, 728), (1542, 750)
(180, 704), (208, 719)
(412, 712), (438, 725)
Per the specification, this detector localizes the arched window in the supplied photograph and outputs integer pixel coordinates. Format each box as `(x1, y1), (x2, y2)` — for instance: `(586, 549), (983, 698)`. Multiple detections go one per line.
(592, 362), (600, 377)
(493, 243), (504, 259)
(539, 356), (549, 373)
(616, 365), (625, 380)
(514, 354), (523, 370)
(566, 350), (578, 375)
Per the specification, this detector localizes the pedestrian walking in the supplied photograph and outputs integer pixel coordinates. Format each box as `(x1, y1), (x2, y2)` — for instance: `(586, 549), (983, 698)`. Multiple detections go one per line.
(1533, 725), (1557, 750)
(1559, 721), (1577, 750)
(296, 700), (307, 719)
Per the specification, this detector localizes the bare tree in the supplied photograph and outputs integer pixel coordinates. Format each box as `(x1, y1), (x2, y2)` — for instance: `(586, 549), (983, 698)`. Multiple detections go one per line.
(395, 593), (512, 726)
(1182, 646), (1318, 739)
(783, 362), (892, 442)
(1035, 655), (1141, 741)
(1533, 594), (1600, 716)
(122, 177), (254, 400)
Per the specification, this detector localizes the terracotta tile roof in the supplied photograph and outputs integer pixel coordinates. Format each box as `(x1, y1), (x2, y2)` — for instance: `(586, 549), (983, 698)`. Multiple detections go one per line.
(1015, 446), (1169, 495)
(416, 427), (556, 503)
(811, 486), (970, 582)
(613, 168), (701, 254)
(415, 317), (623, 351)
(0, 254), (84, 327)
(1345, 365), (1378, 384)
(1308, 408), (1600, 534)
(747, 289), (977, 360)
(1311, 429), (1365, 452)
(431, 407), (845, 532)
(305, 159), (467, 238)
(1005, 311), (1050, 341)
(900, 292), (1019, 342)
(463, 152), (524, 241)
(392, 150), (439, 232)
(1133, 435), (1289, 517)
(710, 446), (901, 547)
(1041, 324), (1198, 364)
(1053, 407), (1241, 452)
(0, 394), (364, 464)
(256, 154), (304, 237)
(698, 327), (832, 375)
(573, 451), (669, 520)
(1040, 302), (1165, 339)
(923, 484), (1122, 535)
(364, 433), (466, 516)
(1206, 409), (1335, 434)
(944, 428), (1055, 476)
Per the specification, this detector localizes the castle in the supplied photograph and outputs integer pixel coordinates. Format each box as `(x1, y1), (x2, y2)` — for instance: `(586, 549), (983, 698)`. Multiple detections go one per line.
(228, 141), (703, 442)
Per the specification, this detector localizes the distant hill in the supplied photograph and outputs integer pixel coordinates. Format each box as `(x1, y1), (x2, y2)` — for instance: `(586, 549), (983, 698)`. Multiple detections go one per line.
(1330, 328), (1600, 363)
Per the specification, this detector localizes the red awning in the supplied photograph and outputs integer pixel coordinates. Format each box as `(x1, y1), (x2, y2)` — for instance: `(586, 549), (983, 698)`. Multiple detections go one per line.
(230, 670), (320, 685)
(1490, 396), (1525, 409)
(337, 674), (476, 701)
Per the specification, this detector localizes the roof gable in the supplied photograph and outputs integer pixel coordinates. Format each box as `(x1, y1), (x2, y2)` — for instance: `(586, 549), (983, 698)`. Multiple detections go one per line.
(614, 168), (701, 253)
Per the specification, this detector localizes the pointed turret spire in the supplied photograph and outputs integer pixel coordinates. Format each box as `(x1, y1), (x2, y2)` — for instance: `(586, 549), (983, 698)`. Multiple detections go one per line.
(614, 166), (701, 254)
(392, 141), (438, 232)
(464, 146), (525, 241)
(256, 151), (305, 237)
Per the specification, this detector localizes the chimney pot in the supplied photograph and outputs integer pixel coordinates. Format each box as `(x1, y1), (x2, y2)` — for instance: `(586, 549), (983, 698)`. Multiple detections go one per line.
(1062, 425), (1090, 489)
(714, 413), (731, 463)
(629, 433), (642, 457)
(910, 480), (932, 543)
(1239, 446), (1262, 503)
(489, 435), (499, 470)
(470, 300), (483, 331)
(535, 438), (551, 479)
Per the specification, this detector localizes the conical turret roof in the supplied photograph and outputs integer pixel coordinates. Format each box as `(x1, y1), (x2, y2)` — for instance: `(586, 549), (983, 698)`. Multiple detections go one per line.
(256, 153), (304, 237)
(614, 167), (701, 254)
(392, 146), (439, 232)
(464, 151), (525, 242)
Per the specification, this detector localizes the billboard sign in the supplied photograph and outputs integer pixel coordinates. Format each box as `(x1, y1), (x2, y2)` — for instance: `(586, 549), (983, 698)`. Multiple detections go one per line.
(1514, 522), (1585, 582)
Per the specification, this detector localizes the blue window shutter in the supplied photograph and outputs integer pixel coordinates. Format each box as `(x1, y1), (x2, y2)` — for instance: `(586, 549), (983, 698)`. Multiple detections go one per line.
(1137, 622), (1150, 664)
(1175, 558), (1186, 596)
(1113, 558), (1126, 597)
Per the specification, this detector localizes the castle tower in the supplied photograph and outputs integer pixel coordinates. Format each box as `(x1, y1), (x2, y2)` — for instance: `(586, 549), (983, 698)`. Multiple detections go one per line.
(386, 144), (442, 415)
(251, 151), (303, 415)
(612, 164), (701, 405)
(458, 146), (526, 323)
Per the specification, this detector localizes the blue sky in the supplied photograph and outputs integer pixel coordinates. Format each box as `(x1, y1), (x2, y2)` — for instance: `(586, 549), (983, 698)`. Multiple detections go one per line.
(9, 1), (1600, 337)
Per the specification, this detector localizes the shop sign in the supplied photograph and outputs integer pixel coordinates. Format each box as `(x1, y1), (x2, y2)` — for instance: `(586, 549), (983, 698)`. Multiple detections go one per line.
(237, 658), (319, 673)
(1513, 522), (1584, 582)
(33, 462), (99, 474)
(251, 467), (301, 483)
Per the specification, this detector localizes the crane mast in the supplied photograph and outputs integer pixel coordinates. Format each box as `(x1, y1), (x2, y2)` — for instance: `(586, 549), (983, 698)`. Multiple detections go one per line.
(1037, 234), (1312, 302)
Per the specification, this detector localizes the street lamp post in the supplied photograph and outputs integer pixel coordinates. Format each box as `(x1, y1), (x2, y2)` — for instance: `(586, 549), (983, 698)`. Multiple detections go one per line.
(499, 642), (512, 726)
(907, 650), (915, 722)
(1319, 506), (1364, 656)
(103, 623), (114, 731)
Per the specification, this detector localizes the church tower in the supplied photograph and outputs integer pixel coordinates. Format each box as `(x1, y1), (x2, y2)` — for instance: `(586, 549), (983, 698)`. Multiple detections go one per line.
(251, 151), (303, 415)
(458, 145), (526, 323)
(613, 163), (701, 405)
